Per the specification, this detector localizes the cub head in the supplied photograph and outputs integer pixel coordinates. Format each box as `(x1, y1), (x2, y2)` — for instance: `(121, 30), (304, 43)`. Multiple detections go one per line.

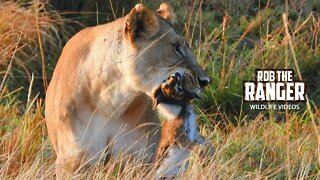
(122, 3), (210, 97)
(152, 71), (202, 110)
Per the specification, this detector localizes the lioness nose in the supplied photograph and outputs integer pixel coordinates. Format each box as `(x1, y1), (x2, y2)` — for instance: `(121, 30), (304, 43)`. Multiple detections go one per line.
(198, 77), (210, 88)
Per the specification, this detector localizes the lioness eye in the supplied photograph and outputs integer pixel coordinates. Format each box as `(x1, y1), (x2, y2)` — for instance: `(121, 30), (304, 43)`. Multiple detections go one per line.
(173, 44), (184, 58)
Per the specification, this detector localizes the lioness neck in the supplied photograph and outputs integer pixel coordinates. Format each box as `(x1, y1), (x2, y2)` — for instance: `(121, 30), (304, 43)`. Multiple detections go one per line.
(79, 24), (140, 117)
(53, 17), (141, 117)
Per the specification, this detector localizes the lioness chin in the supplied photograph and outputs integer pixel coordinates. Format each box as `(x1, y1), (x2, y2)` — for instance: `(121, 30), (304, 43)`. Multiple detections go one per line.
(45, 2), (210, 178)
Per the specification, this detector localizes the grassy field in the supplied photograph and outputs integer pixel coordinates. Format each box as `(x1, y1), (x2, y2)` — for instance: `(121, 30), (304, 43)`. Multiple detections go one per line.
(0, 0), (319, 179)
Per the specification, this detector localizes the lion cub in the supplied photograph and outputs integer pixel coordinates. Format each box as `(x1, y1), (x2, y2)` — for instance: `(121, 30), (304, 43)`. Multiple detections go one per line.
(152, 72), (213, 177)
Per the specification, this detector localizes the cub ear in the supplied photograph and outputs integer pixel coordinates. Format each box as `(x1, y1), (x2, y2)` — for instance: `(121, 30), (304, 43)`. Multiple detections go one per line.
(156, 3), (176, 24)
(125, 4), (159, 44)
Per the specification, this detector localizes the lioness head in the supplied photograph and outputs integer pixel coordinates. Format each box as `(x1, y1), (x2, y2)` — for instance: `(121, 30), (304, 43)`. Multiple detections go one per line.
(122, 3), (209, 97)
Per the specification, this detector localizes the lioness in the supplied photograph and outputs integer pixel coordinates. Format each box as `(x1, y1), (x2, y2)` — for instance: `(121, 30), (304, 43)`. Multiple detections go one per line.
(45, 3), (210, 177)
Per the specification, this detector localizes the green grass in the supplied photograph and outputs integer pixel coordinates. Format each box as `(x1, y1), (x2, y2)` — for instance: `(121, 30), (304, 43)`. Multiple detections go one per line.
(0, 0), (320, 179)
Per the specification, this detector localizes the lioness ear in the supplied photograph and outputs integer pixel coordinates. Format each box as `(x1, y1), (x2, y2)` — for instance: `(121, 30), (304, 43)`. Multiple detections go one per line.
(125, 4), (159, 44)
(156, 3), (176, 24)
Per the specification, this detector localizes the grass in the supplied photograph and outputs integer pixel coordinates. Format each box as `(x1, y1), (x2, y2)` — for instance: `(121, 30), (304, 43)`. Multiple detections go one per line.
(0, 0), (320, 179)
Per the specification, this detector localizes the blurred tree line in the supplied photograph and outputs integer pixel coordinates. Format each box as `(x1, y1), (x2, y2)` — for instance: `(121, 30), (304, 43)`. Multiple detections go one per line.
(48, 0), (138, 26)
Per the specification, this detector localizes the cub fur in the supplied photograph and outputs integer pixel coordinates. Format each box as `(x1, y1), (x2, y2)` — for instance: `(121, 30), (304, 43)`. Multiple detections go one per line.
(45, 3), (210, 177)
(152, 72), (213, 177)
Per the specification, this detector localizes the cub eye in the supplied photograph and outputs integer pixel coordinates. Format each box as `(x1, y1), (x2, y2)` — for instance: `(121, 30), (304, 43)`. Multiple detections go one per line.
(172, 44), (184, 58)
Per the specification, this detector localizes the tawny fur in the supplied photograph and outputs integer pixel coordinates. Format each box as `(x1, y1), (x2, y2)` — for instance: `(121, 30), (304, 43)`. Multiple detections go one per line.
(45, 3), (209, 177)
(153, 73), (209, 162)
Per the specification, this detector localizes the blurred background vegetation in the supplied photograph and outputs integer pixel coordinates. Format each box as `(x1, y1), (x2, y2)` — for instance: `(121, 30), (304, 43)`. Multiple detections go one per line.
(0, 0), (320, 178)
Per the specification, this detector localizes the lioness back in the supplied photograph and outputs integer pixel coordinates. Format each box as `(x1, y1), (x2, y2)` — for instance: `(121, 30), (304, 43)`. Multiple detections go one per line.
(45, 18), (126, 152)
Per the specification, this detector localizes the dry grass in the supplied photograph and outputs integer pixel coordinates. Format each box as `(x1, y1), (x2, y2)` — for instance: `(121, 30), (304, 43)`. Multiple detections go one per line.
(0, 1), (67, 101)
(1, 103), (319, 179)
(0, 1), (54, 66)
(0, 0), (319, 179)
